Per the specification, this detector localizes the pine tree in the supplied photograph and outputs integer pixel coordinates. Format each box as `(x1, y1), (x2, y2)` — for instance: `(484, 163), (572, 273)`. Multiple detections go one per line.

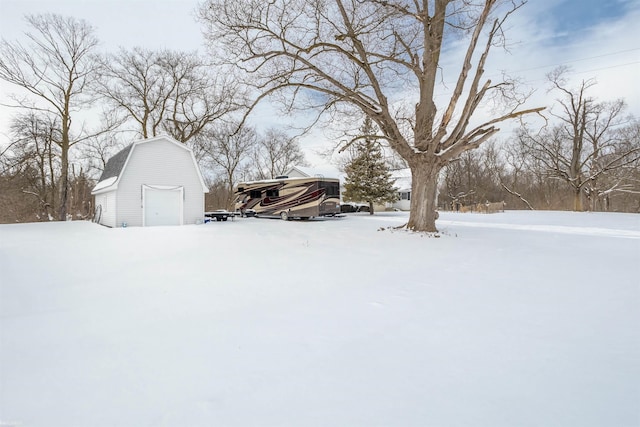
(343, 119), (398, 215)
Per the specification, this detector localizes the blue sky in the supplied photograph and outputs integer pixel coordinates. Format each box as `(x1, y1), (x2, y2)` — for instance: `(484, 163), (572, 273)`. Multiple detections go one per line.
(1, 0), (638, 164)
(548, 0), (632, 32)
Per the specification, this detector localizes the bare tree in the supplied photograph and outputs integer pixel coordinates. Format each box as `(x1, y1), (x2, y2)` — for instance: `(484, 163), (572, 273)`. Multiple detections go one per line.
(198, 0), (542, 232)
(440, 150), (487, 211)
(163, 56), (244, 143)
(251, 128), (306, 179)
(519, 68), (639, 211)
(590, 118), (640, 211)
(0, 13), (100, 220)
(204, 177), (234, 211)
(95, 47), (180, 139)
(95, 47), (243, 143)
(1, 112), (61, 220)
(79, 131), (127, 179)
(198, 121), (257, 209)
(584, 106), (640, 211)
(0, 164), (46, 223)
(483, 140), (534, 210)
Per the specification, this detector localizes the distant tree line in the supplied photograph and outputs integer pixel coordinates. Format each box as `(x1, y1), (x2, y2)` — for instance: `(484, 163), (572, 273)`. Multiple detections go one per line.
(438, 69), (640, 213)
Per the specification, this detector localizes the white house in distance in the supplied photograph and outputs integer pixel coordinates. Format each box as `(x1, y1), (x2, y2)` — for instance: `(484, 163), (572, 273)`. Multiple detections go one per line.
(284, 165), (344, 180)
(91, 135), (208, 227)
(390, 168), (412, 211)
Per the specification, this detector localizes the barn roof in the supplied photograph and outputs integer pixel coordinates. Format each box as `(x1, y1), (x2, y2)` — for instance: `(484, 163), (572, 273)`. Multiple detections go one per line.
(98, 144), (133, 182)
(91, 135), (208, 195)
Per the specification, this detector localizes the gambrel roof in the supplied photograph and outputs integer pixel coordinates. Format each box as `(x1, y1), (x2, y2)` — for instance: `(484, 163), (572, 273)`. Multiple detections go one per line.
(98, 144), (133, 182)
(91, 135), (208, 195)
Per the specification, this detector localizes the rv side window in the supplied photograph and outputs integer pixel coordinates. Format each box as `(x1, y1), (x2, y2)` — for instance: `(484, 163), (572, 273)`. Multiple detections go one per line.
(249, 190), (262, 199)
(266, 189), (279, 198)
(320, 182), (339, 197)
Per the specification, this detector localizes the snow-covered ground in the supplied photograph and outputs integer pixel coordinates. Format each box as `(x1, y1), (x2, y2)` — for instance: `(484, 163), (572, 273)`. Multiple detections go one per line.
(1, 211), (639, 427)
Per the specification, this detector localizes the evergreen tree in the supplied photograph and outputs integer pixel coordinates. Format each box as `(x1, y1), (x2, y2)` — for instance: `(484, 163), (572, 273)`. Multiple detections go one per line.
(343, 119), (398, 214)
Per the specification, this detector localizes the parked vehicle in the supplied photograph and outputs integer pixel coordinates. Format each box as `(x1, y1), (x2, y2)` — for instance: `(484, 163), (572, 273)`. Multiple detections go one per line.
(234, 176), (340, 220)
(205, 209), (233, 221)
(340, 203), (370, 213)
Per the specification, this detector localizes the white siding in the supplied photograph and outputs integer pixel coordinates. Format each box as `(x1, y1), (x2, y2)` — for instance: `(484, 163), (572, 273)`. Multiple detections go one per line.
(95, 191), (117, 227)
(116, 139), (205, 227)
(393, 199), (411, 211)
(393, 191), (411, 211)
(286, 169), (308, 178)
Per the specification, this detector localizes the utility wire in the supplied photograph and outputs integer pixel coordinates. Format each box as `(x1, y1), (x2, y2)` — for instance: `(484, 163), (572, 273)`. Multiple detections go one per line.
(506, 48), (640, 74)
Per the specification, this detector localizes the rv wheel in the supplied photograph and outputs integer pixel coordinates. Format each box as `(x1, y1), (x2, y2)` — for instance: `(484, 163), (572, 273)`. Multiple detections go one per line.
(280, 211), (289, 221)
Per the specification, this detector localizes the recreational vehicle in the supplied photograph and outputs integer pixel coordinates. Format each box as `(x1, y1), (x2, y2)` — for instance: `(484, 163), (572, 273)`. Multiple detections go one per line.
(234, 176), (340, 220)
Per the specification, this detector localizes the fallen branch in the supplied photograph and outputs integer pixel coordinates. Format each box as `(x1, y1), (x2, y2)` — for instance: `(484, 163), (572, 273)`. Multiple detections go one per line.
(500, 183), (534, 210)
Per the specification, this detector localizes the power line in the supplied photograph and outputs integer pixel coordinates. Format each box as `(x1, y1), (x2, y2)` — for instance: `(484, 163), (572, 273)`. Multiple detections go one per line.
(570, 61), (640, 75)
(430, 54), (639, 99)
(506, 48), (640, 75)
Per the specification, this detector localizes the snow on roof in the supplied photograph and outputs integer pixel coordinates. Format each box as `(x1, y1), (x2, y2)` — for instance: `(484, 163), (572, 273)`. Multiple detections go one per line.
(390, 168), (412, 192)
(91, 143), (133, 194)
(92, 176), (118, 193)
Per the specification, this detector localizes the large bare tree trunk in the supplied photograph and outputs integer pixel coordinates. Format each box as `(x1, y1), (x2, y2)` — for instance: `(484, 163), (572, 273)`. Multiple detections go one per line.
(407, 160), (440, 232)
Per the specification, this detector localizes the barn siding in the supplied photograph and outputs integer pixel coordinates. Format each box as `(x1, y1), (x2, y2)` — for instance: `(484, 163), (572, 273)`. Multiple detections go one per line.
(115, 139), (205, 227)
(95, 191), (117, 227)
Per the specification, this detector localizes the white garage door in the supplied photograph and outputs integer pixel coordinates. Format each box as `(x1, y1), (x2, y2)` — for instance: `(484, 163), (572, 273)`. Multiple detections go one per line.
(143, 186), (183, 226)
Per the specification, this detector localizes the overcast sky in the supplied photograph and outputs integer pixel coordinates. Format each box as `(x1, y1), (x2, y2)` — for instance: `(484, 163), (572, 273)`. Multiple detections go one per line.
(0, 0), (638, 167)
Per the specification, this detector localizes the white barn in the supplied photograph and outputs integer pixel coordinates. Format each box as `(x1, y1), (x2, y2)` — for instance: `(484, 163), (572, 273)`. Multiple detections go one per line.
(91, 135), (208, 227)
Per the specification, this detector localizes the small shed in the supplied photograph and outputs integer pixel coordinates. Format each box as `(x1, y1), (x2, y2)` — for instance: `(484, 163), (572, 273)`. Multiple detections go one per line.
(91, 135), (208, 227)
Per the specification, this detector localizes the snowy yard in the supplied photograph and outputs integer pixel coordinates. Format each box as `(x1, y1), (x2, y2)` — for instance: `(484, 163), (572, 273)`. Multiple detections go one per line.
(1, 211), (639, 427)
